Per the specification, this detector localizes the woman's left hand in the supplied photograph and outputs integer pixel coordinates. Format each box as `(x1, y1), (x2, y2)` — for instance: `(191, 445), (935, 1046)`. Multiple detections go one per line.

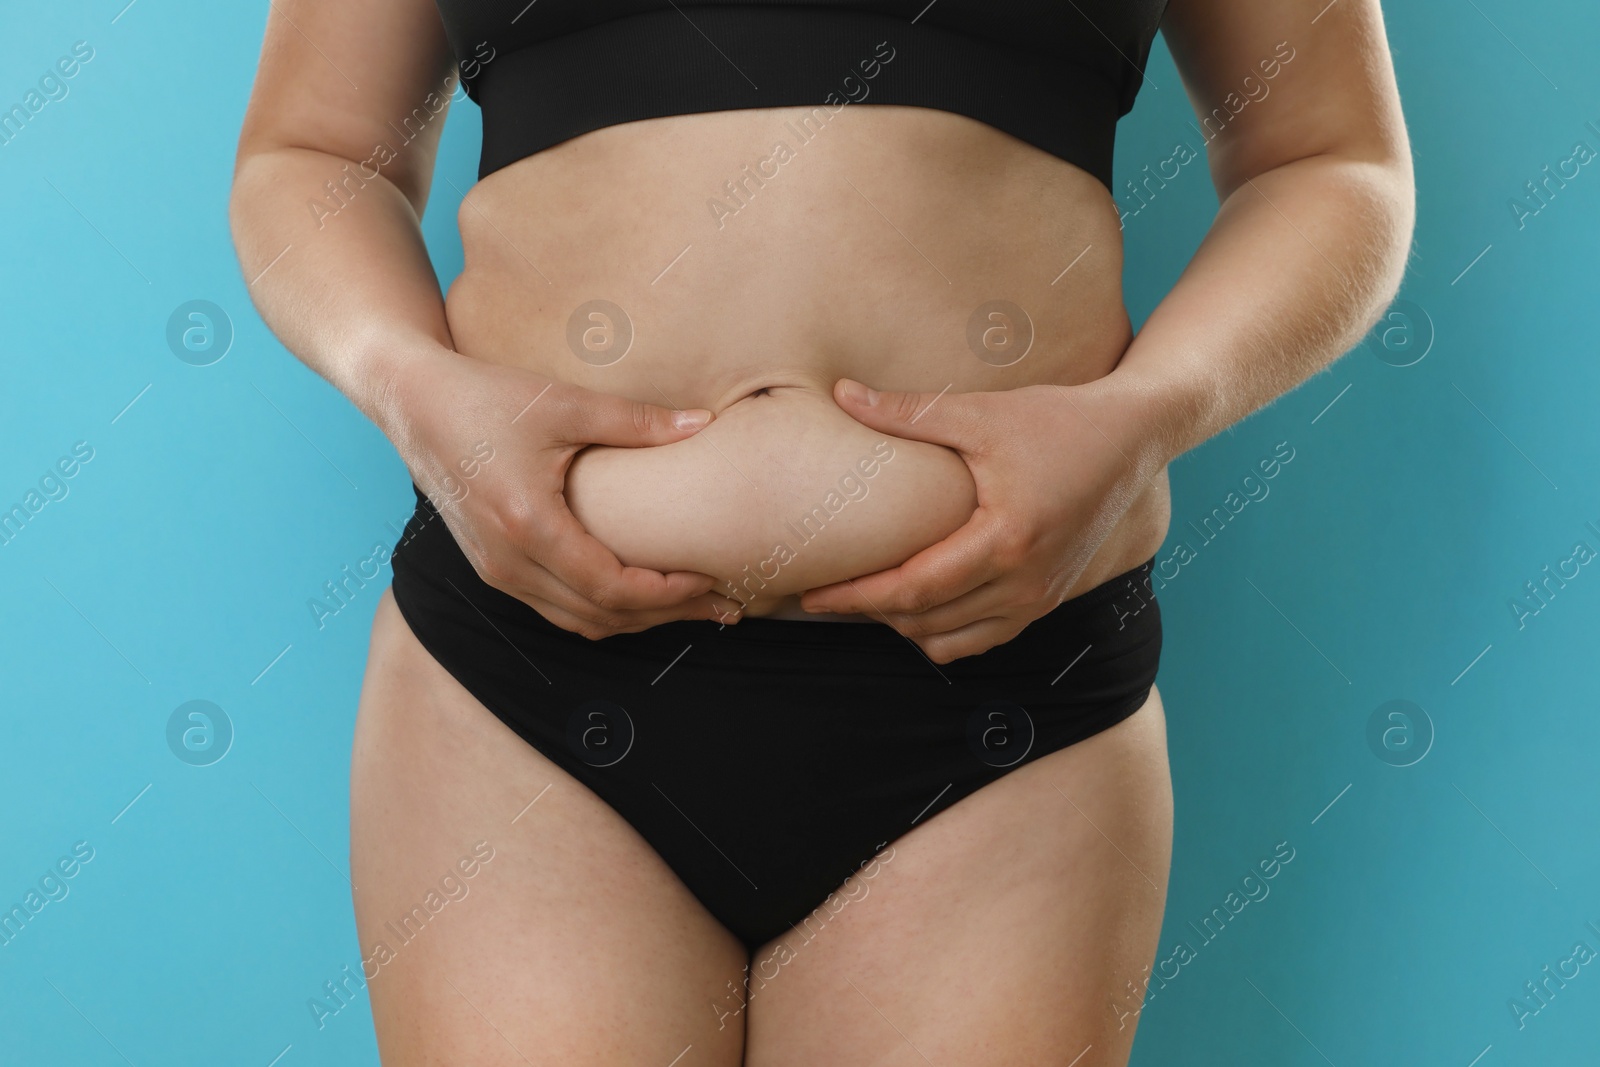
(799, 375), (1167, 663)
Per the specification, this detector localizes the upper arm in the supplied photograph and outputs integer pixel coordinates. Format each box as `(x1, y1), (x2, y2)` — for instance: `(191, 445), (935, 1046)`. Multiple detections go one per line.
(233, 0), (457, 214)
(1159, 0), (1412, 199)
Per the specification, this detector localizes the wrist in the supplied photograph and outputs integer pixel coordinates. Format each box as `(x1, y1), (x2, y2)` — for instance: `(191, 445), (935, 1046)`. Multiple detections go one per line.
(362, 337), (459, 443)
(1083, 356), (1214, 477)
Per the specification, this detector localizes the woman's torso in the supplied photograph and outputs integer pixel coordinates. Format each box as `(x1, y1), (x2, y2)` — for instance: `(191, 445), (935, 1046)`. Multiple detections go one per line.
(442, 104), (1172, 619)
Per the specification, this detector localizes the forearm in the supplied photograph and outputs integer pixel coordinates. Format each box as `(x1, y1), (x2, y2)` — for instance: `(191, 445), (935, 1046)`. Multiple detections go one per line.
(228, 146), (453, 438)
(1108, 152), (1415, 470)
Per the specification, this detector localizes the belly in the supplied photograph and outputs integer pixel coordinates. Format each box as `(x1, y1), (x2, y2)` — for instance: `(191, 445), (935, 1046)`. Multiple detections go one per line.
(565, 383), (977, 615)
(443, 104), (1168, 618)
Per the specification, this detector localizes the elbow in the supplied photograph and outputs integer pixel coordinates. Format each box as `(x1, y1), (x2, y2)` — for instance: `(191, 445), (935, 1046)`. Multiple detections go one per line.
(1356, 151), (1417, 325)
(1278, 148), (1418, 349)
(1345, 113), (1418, 309)
(226, 151), (253, 219)
(226, 151), (266, 261)
(228, 121), (277, 228)
(1294, 146), (1414, 338)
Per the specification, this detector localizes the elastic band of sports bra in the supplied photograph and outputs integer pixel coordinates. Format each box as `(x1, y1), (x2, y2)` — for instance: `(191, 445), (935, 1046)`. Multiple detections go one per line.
(469, 6), (1126, 191)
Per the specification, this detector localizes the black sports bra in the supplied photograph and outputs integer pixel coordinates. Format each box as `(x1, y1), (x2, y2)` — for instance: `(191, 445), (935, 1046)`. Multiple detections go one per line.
(432, 1), (1170, 192)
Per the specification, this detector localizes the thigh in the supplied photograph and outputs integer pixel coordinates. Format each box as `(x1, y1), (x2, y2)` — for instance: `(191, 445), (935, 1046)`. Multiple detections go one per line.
(349, 589), (749, 1066)
(743, 688), (1174, 1067)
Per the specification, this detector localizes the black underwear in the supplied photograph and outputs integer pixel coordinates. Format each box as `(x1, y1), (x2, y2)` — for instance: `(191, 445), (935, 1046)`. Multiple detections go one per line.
(389, 482), (1162, 951)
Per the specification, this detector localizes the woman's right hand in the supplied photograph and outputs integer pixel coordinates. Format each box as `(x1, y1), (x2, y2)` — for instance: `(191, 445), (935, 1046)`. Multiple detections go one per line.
(381, 344), (741, 638)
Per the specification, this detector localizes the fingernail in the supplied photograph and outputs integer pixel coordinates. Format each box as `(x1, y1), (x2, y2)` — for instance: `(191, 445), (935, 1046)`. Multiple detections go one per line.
(672, 408), (711, 430)
(838, 379), (879, 406)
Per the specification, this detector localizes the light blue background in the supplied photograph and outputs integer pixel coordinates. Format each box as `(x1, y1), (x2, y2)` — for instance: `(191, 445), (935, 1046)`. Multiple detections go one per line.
(1, 1), (1596, 1063)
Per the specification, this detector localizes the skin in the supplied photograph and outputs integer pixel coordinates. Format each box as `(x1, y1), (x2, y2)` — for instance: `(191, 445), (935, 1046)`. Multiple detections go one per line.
(231, 0), (1413, 1062)
(432, 97), (1154, 626)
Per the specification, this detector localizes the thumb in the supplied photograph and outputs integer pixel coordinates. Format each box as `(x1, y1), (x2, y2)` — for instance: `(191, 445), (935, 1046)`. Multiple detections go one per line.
(832, 378), (985, 451)
(552, 384), (714, 448)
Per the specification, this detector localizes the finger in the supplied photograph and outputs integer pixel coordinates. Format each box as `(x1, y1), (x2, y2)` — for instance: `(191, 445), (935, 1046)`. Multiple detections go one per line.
(486, 546), (699, 620)
(603, 588), (748, 628)
(508, 568), (744, 635)
(878, 580), (1016, 639)
(799, 513), (1001, 616)
(461, 486), (728, 620)
(549, 383), (714, 449)
(516, 596), (616, 641)
(694, 591), (750, 626)
(915, 616), (1027, 665)
(518, 507), (721, 613)
(433, 498), (717, 625)
(831, 378), (990, 453)
(507, 534), (723, 613)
